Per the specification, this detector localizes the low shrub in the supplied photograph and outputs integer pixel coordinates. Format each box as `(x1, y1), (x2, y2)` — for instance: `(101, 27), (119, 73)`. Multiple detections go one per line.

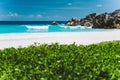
(0, 41), (120, 79)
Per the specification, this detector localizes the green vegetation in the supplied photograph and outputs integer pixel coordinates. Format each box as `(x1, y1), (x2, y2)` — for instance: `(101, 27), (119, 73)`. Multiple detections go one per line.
(0, 41), (120, 80)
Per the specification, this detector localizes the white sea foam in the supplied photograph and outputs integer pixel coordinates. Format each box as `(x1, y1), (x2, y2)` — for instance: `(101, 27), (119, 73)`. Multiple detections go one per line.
(60, 25), (79, 29)
(69, 26), (79, 29)
(26, 25), (92, 30)
(61, 25), (92, 29)
(26, 25), (48, 30)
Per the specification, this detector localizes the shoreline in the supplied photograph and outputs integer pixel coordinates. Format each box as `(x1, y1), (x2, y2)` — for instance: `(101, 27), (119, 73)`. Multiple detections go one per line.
(0, 30), (120, 49)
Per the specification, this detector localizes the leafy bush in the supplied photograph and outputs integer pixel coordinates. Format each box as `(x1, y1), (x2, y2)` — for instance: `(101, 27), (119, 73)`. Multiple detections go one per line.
(0, 41), (120, 80)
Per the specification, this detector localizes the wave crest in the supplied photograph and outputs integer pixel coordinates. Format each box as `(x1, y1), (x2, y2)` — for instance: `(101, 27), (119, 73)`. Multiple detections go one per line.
(26, 25), (48, 30)
(61, 25), (92, 29)
(25, 25), (92, 32)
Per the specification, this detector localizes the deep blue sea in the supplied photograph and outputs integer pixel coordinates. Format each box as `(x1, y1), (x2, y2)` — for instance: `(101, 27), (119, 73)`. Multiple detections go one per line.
(0, 21), (108, 33)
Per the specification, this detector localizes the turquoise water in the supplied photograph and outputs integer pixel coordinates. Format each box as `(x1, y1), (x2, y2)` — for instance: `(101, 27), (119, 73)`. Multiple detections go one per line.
(0, 21), (110, 33)
(0, 24), (107, 33)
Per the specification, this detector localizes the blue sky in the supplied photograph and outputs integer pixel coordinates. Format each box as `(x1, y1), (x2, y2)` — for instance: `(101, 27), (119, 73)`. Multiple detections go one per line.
(0, 0), (120, 21)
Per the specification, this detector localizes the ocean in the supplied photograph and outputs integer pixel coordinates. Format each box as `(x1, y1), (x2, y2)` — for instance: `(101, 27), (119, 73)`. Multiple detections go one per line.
(0, 21), (107, 33)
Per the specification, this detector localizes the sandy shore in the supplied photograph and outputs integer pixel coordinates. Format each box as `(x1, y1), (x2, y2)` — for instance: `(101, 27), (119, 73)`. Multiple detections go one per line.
(0, 30), (120, 49)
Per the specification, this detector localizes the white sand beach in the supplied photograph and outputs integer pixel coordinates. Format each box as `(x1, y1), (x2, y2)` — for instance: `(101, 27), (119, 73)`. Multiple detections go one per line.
(0, 30), (120, 49)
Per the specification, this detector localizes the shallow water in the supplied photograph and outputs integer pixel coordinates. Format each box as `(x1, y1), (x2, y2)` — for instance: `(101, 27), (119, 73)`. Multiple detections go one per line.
(0, 21), (115, 33)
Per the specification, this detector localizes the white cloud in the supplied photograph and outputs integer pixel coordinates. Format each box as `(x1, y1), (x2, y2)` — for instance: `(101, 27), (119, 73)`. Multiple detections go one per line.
(27, 14), (43, 18)
(67, 3), (72, 6)
(54, 15), (63, 18)
(45, 15), (66, 21)
(0, 12), (43, 19)
(0, 12), (22, 18)
(36, 14), (42, 18)
(96, 4), (103, 7)
(8, 12), (19, 17)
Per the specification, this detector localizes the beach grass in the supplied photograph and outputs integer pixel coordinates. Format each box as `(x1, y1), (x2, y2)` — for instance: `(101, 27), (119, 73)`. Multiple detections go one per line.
(0, 41), (120, 79)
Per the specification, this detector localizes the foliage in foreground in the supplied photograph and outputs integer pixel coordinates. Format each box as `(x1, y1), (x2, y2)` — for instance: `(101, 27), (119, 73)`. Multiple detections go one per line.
(0, 41), (120, 80)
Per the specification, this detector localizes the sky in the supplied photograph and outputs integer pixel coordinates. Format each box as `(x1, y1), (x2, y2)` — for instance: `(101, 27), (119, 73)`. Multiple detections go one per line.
(0, 0), (120, 21)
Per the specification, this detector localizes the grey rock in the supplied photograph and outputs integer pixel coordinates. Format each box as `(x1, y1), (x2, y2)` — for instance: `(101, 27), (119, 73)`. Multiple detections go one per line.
(51, 21), (58, 25)
(65, 9), (120, 28)
(65, 17), (80, 26)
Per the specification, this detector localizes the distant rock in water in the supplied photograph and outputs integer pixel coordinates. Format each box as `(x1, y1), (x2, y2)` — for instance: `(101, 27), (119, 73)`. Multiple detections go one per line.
(65, 9), (120, 28)
(51, 21), (58, 25)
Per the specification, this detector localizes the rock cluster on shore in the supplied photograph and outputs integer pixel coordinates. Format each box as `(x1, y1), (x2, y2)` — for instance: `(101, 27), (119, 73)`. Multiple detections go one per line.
(65, 9), (120, 28)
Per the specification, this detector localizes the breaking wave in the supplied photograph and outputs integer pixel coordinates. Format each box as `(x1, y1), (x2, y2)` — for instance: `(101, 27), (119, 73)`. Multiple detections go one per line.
(26, 25), (48, 30)
(25, 25), (92, 32)
(61, 25), (92, 29)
